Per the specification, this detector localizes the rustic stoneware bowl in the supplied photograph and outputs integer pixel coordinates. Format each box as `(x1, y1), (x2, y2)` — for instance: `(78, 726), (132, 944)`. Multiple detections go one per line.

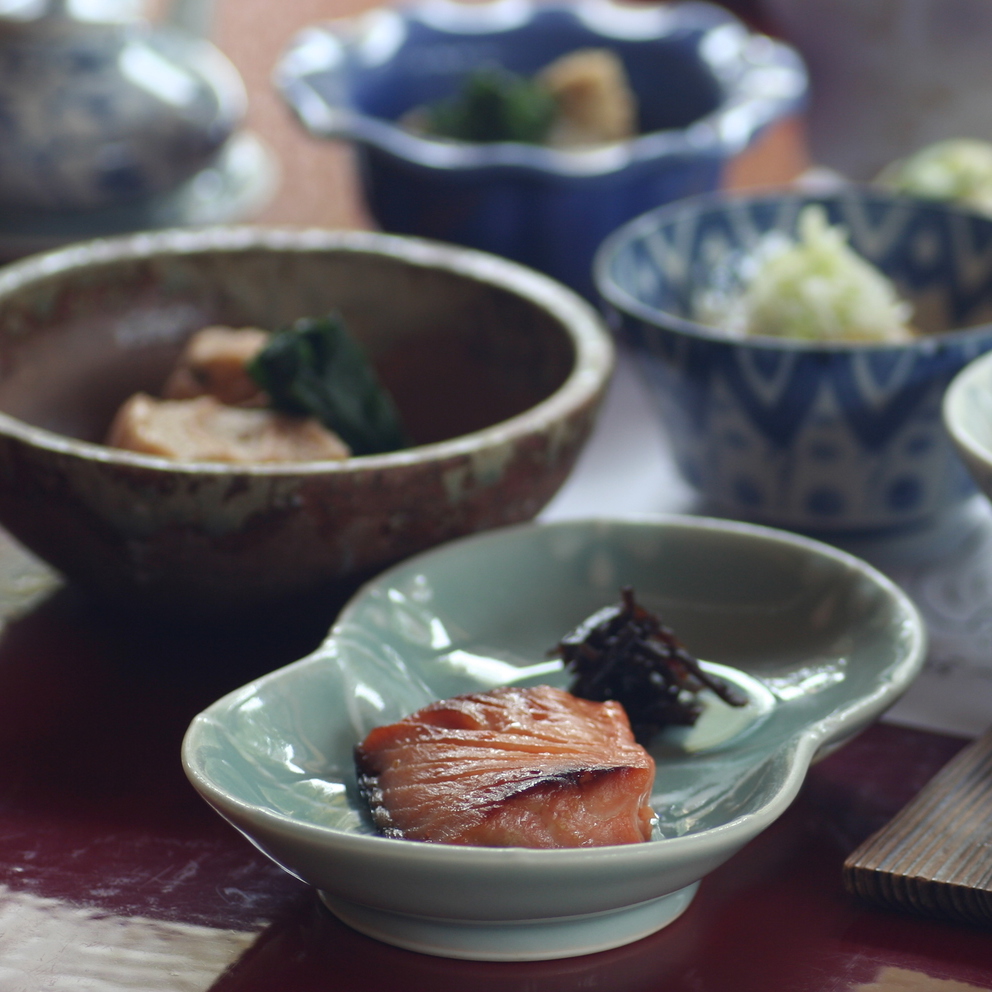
(595, 187), (992, 539)
(183, 516), (926, 962)
(0, 227), (613, 615)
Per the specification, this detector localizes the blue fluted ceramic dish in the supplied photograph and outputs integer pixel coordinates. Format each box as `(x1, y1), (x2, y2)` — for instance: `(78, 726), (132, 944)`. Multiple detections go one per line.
(595, 188), (992, 536)
(275, 0), (806, 299)
(183, 516), (925, 962)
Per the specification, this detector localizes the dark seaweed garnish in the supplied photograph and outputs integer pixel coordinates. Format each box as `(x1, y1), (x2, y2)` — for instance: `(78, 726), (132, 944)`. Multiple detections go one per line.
(553, 587), (747, 746)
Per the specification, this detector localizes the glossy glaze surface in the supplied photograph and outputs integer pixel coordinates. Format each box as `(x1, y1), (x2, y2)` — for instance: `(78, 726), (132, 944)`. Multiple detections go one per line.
(597, 188), (992, 534)
(183, 516), (925, 959)
(0, 227), (613, 614)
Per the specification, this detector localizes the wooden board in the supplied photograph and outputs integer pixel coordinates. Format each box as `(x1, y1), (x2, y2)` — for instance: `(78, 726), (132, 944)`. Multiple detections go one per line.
(844, 726), (992, 925)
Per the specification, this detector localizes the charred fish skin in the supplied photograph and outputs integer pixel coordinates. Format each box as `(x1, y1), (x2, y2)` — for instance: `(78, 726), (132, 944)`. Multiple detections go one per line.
(354, 767), (399, 838)
(354, 685), (656, 848)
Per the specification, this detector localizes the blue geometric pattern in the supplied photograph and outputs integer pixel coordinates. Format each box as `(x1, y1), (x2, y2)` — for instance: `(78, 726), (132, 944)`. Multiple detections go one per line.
(597, 189), (992, 533)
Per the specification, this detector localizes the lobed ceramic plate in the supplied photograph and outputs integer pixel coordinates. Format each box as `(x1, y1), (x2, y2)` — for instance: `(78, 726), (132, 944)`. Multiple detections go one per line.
(182, 517), (926, 961)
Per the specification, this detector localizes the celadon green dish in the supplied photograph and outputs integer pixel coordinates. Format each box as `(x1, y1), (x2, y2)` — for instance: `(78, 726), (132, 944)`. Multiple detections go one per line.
(182, 516), (926, 961)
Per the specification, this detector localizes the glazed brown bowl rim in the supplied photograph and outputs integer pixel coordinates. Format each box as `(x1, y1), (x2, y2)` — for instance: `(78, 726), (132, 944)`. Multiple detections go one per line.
(0, 225), (614, 476)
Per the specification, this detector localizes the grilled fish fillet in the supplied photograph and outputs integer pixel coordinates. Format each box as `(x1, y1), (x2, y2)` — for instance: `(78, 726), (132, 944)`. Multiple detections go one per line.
(355, 685), (656, 848)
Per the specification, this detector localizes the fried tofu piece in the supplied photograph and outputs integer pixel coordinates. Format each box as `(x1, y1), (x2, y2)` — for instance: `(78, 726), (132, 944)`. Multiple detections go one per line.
(538, 48), (637, 147)
(162, 326), (270, 407)
(106, 393), (351, 463)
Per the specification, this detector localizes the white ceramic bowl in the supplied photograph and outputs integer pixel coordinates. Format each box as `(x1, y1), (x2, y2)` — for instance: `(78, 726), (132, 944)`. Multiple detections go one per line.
(943, 349), (992, 499)
(182, 516), (925, 961)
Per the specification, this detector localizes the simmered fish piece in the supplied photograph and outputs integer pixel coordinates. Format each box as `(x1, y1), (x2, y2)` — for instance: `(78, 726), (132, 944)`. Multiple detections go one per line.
(162, 326), (270, 407)
(106, 393), (350, 463)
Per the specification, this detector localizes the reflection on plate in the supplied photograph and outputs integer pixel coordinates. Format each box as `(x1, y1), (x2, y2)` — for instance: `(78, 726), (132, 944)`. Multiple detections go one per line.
(183, 516), (926, 961)
(0, 130), (278, 262)
(651, 662), (775, 759)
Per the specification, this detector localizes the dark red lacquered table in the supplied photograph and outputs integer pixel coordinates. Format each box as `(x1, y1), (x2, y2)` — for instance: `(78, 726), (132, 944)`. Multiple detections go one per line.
(0, 4), (988, 986)
(0, 531), (988, 991)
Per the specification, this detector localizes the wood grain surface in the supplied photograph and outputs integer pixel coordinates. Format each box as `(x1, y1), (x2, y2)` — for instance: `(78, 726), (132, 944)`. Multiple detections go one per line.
(844, 725), (992, 926)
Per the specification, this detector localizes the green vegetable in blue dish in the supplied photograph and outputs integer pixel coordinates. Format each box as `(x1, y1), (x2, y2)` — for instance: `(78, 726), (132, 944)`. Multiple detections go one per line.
(423, 65), (558, 144)
(409, 50), (637, 149)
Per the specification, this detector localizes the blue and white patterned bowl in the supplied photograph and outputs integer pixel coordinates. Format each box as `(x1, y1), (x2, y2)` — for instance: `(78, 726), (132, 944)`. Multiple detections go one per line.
(275, 0), (806, 299)
(0, 13), (246, 214)
(595, 188), (992, 536)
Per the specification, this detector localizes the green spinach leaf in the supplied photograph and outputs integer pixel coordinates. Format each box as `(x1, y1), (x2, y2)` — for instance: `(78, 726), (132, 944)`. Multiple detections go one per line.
(425, 65), (557, 144)
(248, 314), (410, 456)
